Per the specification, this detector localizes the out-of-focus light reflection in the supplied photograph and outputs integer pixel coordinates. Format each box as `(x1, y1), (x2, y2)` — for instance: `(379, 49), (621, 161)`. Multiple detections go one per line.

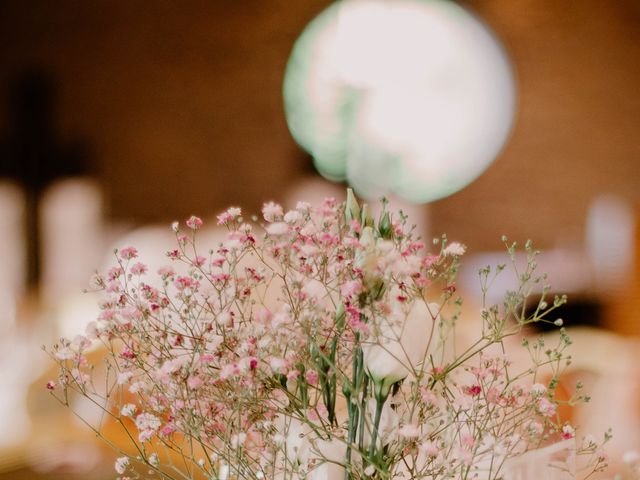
(0, 181), (25, 331)
(284, 0), (515, 202)
(41, 179), (104, 305)
(586, 195), (635, 293)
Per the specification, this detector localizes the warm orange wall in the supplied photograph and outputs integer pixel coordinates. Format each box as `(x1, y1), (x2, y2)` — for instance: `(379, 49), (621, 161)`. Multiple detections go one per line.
(0, 0), (638, 251)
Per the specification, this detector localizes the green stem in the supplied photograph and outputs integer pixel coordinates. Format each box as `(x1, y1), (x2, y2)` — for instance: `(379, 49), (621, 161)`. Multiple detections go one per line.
(369, 387), (387, 460)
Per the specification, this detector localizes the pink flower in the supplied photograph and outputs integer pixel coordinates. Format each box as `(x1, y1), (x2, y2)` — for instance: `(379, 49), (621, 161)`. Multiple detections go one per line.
(305, 370), (319, 386)
(561, 424), (575, 439)
(174, 276), (199, 291)
(108, 266), (124, 281)
(192, 255), (206, 267)
(269, 358), (288, 375)
(187, 376), (203, 390)
(340, 280), (362, 299)
(119, 246), (138, 260)
(130, 262), (148, 275)
(157, 266), (175, 278)
(186, 215), (203, 230)
(120, 347), (136, 360)
(217, 211), (233, 225)
(46, 380), (56, 390)
(537, 397), (557, 417)
(249, 357), (259, 371)
(463, 385), (482, 396)
(217, 207), (241, 225)
(420, 387), (437, 407)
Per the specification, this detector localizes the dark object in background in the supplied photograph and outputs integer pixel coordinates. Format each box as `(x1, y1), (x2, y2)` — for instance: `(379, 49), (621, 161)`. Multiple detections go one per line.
(525, 296), (604, 333)
(0, 67), (90, 292)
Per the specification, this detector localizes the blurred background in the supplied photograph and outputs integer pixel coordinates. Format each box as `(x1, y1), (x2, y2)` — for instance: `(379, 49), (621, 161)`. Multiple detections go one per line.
(0, 0), (638, 478)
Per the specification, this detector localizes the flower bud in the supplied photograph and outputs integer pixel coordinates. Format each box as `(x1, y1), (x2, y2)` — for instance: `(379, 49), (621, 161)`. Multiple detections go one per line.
(361, 204), (374, 228)
(356, 226), (380, 290)
(345, 188), (361, 224)
(378, 210), (393, 239)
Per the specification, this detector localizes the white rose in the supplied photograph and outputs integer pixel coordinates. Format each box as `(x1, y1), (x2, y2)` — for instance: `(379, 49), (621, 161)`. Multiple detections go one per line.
(363, 298), (438, 390)
(307, 438), (347, 480)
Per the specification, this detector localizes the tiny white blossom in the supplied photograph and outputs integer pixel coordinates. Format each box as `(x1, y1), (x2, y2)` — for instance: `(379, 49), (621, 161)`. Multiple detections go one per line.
(284, 210), (300, 224)
(117, 371), (133, 385)
(530, 383), (546, 396)
(262, 202), (283, 222)
(115, 456), (129, 474)
(136, 412), (161, 432)
(120, 403), (137, 417)
(266, 222), (289, 236)
(443, 242), (466, 256)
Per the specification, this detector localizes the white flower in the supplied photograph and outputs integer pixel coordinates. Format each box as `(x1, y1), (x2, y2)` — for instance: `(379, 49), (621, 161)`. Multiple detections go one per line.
(117, 371), (133, 385)
(54, 346), (74, 360)
(266, 222), (289, 236)
(284, 210), (300, 224)
(135, 412), (161, 433)
(582, 434), (597, 448)
(219, 463), (230, 480)
(148, 452), (159, 467)
(295, 201), (311, 213)
(120, 403), (137, 417)
(530, 383), (546, 396)
(308, 438), (347, 480)
(443, 242), (466, 256)
(262, 202), (283, 222)
(282, 416), (312, 466)
(227, 207), (241, 218)
(363, 298), (438, 389)
(115, 456), (129, 474)
(355, 227), (379, 287)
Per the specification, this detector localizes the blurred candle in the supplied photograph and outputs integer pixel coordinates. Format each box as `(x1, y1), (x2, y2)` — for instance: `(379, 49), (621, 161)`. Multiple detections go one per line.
(40, 178), (104, 307)
(0, 181), (26, 331)
(586, 194), (635, 293)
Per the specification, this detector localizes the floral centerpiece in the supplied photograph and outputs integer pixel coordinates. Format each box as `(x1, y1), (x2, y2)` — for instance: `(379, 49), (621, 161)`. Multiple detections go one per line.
(46, 190), (609, 479)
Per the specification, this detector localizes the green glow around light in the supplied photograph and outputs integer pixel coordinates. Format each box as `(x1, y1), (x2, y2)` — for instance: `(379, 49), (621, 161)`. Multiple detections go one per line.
(283, 0), (516, 203)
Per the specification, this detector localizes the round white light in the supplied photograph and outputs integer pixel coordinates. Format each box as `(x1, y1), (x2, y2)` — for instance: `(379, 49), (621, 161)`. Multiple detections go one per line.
(283, 0), (516, 202)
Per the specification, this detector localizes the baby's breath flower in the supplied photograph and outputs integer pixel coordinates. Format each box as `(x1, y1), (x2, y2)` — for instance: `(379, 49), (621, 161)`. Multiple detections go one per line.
(47, 190), (608, 480)
(115, 456), (129, 475)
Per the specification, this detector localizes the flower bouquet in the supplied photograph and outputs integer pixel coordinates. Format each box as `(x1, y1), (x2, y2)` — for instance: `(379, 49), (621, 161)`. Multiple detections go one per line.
(46, 190), (609, 479)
